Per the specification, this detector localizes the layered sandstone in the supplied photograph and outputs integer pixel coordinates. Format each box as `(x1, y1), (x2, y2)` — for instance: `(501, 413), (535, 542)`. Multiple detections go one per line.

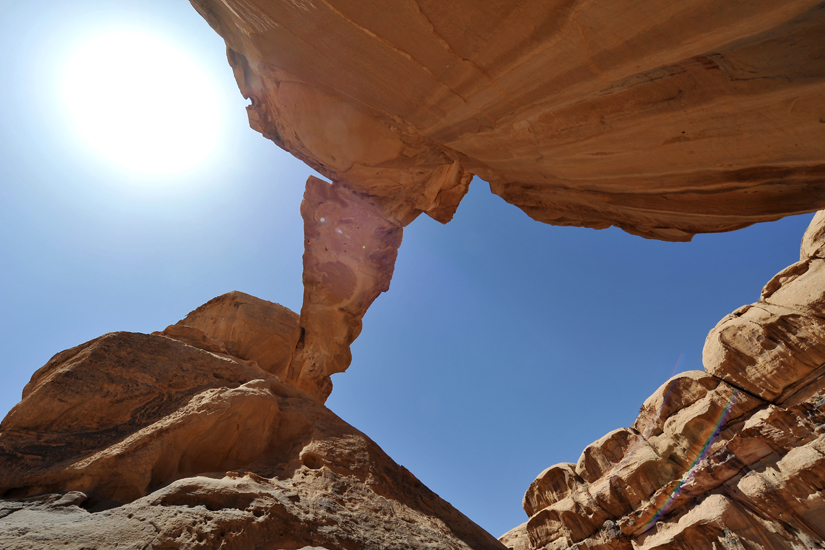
(190, 0), (825, 240)
(502, 212), (825, 549)
(0, 294), (505, 550)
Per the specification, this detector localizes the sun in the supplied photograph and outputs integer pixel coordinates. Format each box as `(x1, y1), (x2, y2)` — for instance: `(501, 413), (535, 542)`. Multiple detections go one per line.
(62, 29), (222, 176)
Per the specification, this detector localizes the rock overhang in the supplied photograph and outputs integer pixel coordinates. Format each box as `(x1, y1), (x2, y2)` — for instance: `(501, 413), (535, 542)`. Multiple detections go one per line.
(191, 0), (825, 240)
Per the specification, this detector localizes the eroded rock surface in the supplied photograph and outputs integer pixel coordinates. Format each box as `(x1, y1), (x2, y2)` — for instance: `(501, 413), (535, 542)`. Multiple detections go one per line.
(190, 0), (825, 240)
(158, 290), (301, 379)
(503, 212), (825, 549)
(705, 211), (825, 404)
(286, 176), (403, 402)
(0, 298), (504, 550)
(156, 176), (404, 405)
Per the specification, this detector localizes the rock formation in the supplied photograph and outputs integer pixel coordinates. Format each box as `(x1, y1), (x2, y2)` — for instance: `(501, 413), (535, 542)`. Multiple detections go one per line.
(4, 2), (825, 547)
(502, 212), (825, 549)
(154, 176), (404, 403)
(190, 0), (825, 240)
(0, 293), (505, 550)
(184, 0), (825, 409)
(286, 176), (403, 402)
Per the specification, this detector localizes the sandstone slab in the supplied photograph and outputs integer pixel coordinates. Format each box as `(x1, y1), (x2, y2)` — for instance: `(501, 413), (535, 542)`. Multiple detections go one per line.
(191, 0), (825, 240)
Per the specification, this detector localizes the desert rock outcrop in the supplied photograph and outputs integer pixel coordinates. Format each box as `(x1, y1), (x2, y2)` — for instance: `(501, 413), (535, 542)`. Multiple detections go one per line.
(0, 294), (505, 550)
(503, 212), (825, 549)
(158, 290), (302, 378)
(190, 0), (825, 240)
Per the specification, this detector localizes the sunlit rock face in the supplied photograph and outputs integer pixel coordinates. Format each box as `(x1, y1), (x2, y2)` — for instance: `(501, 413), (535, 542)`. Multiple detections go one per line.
(0, 298), (505, 550)
(503, 213), (825, 550)
(190, 0), (825, 240)
(157, 290), (302, 379)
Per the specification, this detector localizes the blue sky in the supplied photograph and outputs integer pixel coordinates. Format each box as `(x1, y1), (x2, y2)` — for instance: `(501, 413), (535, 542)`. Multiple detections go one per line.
(0, 0), (814, 537)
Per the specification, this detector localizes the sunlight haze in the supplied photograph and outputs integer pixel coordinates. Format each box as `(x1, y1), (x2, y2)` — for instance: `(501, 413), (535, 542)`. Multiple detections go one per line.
(61, 29), (223, 177)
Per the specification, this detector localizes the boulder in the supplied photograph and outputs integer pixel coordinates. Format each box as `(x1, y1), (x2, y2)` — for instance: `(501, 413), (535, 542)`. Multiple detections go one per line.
(158, 290), (301, 378)
(523, 463), (582, 517)
(704, 219), (825, 404)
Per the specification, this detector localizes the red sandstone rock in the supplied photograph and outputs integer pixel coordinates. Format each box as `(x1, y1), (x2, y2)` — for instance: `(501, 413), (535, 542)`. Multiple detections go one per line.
(523, 463), (582, 518)
(704, 219), (825, 405)
(191, 0), (825, 240)
(286, 176), (403, 402)
(500, 523), (531, 550)
(633, 371), (720, 437)
(159, 290), (301, 378)
(801, 210), (825, 260)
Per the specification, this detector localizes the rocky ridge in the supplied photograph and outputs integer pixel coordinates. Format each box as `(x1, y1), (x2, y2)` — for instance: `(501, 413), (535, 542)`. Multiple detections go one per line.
(501, 211), (825, 549)
(0, 291), (505, 550)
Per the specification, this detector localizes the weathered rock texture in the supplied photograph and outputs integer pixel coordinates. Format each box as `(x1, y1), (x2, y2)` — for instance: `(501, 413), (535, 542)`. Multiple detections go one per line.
(0, 295), (505, 550)
(190, 0), (825, 240)
(153, 176), (404, 404)
(502, 212), (825, 549)
(287, 176), (403, 402)
(157, 290), (301, 378)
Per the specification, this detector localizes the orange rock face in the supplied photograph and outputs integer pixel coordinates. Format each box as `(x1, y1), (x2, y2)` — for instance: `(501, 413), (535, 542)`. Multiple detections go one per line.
(159, 291), (301, 378)
(191, 0), (825, 240)
(0, 299), (505, 550)
(704, 211), (825, 404)
(504, 213), (825, 549)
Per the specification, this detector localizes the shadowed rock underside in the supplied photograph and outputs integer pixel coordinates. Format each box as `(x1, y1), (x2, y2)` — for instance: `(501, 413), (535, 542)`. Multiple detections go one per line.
(190, 0), (825, 240)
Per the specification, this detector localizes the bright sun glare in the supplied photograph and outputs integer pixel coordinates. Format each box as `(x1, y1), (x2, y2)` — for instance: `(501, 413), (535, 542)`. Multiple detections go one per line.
(62, 30), (222, 176)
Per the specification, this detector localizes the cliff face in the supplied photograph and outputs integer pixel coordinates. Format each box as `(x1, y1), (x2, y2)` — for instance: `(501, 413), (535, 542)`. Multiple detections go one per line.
(0, 292), (505, 550)
(189, 0), (825, 240)
(502, 212), (825, 550)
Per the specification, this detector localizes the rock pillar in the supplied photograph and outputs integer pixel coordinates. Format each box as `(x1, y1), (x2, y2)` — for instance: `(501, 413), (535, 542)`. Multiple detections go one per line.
(286, 176), (403, 401)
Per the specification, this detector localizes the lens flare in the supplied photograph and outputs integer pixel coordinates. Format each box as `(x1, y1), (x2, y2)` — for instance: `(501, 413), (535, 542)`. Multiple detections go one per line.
(585, 354), (738, 531)
(588, 354), (684, 496)
(643, 386), (737, 529)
